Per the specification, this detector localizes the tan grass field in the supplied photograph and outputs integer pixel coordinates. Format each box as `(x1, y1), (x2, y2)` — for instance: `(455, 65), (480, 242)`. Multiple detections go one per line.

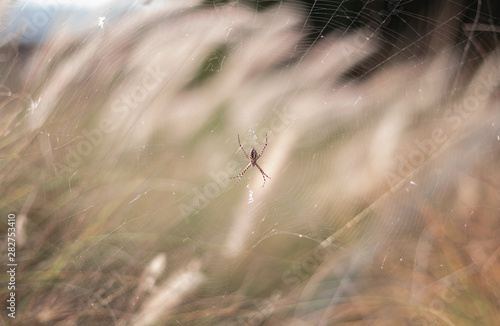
(1, 1), (499, 325)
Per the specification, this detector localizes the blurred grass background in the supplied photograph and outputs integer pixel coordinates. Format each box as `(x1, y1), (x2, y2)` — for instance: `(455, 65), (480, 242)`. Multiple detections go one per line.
(1, 0), (500, 325)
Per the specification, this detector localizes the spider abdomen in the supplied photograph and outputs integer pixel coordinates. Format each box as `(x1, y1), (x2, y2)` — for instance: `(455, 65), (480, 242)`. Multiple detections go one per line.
(250, 149), (258, 161)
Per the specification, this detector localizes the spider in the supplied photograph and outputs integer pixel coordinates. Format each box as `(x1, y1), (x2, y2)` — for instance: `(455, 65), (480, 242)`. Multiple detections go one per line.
(231, 134), (271, 187)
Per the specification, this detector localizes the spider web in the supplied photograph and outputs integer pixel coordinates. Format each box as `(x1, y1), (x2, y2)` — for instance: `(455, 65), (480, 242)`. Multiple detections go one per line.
(1, 0), (500, 324)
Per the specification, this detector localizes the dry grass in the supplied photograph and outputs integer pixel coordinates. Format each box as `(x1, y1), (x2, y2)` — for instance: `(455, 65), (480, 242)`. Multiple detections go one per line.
(1, 1), (499, 325)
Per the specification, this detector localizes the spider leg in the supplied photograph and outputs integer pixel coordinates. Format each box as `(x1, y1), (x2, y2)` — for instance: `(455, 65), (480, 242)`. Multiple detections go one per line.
(237, 134), (251, 160)
(254, 162), (271, 187)
(258, 133), (268, 159)
(231, 162), (252, 183)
